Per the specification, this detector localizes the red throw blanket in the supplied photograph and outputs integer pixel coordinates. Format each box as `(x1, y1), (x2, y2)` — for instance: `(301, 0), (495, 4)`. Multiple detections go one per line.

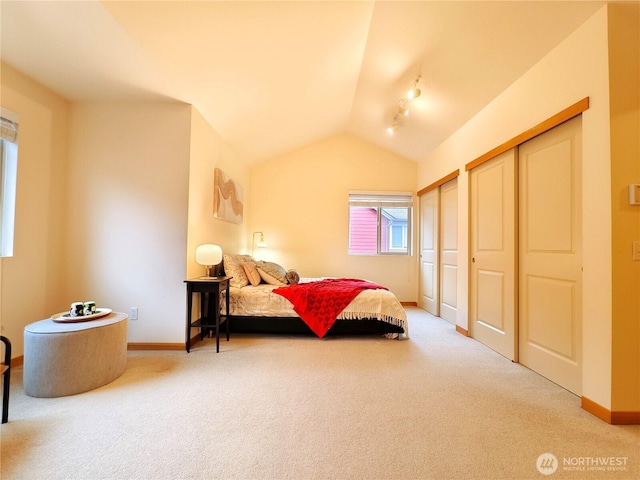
(273, 278), (388, 338)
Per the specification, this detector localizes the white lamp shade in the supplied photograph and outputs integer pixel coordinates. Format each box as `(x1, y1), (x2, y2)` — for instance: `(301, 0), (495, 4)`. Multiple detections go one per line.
(195, 244), (222, 266)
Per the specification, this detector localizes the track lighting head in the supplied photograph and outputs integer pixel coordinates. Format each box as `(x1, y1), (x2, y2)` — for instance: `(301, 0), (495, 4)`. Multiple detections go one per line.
(397, 99), (410, 116)
(407, 75), (422, 100)
(387, 114), (401, 135)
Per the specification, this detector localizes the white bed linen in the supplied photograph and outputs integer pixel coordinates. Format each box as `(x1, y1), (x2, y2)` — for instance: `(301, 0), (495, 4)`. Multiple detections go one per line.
(225, 278), (408, 336)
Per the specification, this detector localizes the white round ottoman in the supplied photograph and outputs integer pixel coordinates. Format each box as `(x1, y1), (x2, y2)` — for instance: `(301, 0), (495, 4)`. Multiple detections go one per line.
(24, 312), (128, 398)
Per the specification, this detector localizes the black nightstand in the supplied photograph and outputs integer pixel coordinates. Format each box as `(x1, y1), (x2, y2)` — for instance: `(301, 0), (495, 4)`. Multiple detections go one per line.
(184, 276), (231, 353)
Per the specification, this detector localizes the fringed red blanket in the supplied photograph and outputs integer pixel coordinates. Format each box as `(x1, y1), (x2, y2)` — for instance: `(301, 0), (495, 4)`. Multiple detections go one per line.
(273, 278), (388, 338)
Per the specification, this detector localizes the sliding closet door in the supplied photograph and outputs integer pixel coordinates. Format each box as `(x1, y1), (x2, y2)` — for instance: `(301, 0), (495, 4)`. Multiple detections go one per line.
(518, 116), (582, 395)
(469, 149), (516, 361)
(439, 178), (458, 325)
(419, 189), (439, 315)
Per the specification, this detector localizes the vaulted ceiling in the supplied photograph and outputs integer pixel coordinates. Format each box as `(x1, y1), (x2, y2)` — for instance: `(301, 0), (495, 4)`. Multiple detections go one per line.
(1, 1), (606, 164)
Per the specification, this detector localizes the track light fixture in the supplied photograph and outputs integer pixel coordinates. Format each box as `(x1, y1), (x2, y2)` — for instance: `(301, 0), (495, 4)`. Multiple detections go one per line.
(407, 75), (422, 100)
(397, 99), (409, 117)
(386, 114), (402, 135)
(387, 75), (422, 135)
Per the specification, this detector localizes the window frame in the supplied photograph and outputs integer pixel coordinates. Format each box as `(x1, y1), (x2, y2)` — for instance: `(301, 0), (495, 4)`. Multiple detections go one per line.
(348, 191), (413, 256)
(1, 108), (19, 258)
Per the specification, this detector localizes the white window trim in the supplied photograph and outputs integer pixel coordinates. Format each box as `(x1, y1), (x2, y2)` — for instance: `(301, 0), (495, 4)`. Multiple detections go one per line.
(348, 191), (413, 256)
(0, 108), (19, 258)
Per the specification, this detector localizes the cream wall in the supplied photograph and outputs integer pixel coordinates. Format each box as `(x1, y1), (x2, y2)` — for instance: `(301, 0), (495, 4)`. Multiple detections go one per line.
(0, 62), (70, 358)
(187, 107), (250, 279)
(67, 102), (192, 344)
(417, 5), (639, 412)
(249, 133), (417, 301)
(0, 77), (251, 351)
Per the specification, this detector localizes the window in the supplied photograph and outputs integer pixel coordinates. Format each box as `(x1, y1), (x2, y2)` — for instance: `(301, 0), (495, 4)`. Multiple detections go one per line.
(1, 108), (19, 258)
(348, 191), (413, 255)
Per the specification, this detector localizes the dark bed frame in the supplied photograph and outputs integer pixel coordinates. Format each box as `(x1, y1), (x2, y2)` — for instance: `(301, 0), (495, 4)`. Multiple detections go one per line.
(218, 264), (405, 337)
(228, 315), (404, 337)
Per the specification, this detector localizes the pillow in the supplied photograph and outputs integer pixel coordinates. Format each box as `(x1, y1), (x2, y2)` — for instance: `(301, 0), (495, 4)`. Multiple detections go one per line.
(257, 267), (286, 286)
(256, 261), (288, 284)
(242, 262), (262, 286)
(286, 269), (300, 285)
(223, 254), (249, 288)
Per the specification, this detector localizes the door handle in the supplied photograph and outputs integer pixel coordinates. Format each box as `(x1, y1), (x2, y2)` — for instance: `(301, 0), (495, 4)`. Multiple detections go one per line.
(472, 257), (476, 263)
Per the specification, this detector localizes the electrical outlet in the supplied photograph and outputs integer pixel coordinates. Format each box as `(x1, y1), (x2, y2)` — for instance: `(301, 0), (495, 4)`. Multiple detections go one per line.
(129, 307), (138, 320)
(633, 241), (640, 261)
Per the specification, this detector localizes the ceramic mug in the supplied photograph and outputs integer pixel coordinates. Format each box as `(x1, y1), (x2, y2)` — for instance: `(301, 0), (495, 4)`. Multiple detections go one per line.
(70, 302), (84, 317)
(83, 301), (96, 316)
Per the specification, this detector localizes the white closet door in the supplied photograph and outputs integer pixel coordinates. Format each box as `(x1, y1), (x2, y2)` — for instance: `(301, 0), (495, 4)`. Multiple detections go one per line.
(439, 178), (458, 325)
(518, 116), (582, 395)
(419, 189), (439, 315)
(469, 149), (517, 360)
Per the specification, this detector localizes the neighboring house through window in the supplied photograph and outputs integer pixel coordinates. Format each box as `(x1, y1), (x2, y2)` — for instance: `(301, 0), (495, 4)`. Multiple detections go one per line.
(348, 191), (413, 255)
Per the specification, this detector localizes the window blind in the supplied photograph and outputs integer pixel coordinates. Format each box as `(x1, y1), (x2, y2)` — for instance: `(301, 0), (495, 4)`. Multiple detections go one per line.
(348, 191), (413, 208)
(0, 108), (19, 143)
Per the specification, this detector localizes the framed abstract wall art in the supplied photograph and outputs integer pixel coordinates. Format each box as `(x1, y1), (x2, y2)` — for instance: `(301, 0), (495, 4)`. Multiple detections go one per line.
(213, 168), (244, 224)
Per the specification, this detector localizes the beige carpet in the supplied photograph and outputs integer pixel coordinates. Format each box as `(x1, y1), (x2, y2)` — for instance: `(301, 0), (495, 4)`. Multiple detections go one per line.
(1, 307), (638, 480)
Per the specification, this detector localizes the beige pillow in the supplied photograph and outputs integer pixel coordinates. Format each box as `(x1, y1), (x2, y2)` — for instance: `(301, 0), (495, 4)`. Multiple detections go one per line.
(257, 267), (286, 286)
(256, 261), (288, 284)
(223, 254), (249, 288)
(242, 262), (262, 286)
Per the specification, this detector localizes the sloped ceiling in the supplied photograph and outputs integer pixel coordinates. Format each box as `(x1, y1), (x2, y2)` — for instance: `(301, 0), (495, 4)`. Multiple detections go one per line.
(0, 1), (605, 164)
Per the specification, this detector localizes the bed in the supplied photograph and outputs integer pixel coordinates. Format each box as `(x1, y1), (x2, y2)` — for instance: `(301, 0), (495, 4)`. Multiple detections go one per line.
(221, 254), (408, 339)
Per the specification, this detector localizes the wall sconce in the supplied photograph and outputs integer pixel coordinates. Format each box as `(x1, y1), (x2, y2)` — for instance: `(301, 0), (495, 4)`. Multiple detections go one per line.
(252, 231), (267, 256)
(387, 75), (422, 134)
(195, 244), (223, 278)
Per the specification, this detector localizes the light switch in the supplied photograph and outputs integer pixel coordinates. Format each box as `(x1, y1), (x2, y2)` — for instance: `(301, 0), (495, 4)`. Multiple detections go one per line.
(630, 184), (640, 205)
(633, 241), (640, 261)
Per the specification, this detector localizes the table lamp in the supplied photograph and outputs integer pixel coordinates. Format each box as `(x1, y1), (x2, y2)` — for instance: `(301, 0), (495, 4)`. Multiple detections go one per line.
(195, 244), (223, 278)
